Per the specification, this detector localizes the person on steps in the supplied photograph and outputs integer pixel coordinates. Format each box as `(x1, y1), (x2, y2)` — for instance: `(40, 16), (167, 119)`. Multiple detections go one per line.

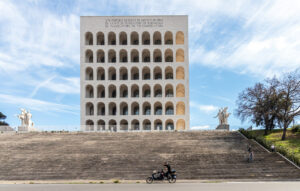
(247, 145), (254, 163)
(271, 144), (275, 152)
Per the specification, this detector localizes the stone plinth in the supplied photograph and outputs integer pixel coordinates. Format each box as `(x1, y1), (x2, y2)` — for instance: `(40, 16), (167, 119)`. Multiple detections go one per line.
(216, 124), (229, 130)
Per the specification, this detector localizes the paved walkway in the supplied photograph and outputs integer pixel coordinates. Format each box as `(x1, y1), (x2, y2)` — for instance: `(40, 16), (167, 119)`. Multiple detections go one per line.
(0, 182), (300, 191)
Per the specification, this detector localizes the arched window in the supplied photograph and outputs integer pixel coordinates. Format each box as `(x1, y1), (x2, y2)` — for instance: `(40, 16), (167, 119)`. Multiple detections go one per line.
(154, 84), (162, 97)
(153, 67), (162, 80)
(85, 67), (93, 80)
(131, 67), (139, 80)
(108, 67), (116, 80)
(176, 49), (184, 62)
(86, 102), (94, 116)
(142, 67), (151, 80)
(165, 102), (174, 115)
(86, 120), (94, 131)
(164, 31), (173, 44)
(153, 49), (162, 62)
(143, 102), (151, 115)
(120, 119), (128, 131)
(142, 31), (150, 45)
(165, 119), (174, 130)
(108, 119), (117, 132)
(143, 119), (151, 130)
(109, 103), (117, 116)
(165, 84), (174, 97)
(131, 84), (139, 98)
(97, 102), (105, 116)
(120, 102), (128, 115)
(97, 67), (105, 80)
(176, 66), (184, 80)
(97, 120), (105, 131)
(142, 84), (151, 97)
(108, 49), (116, 63)
(165, 67), (173, 80)
(131, 31), (139, 45)
(85, 32), (93, 45)
(108, 85), (116, 98)
(108, 32), (116, 45)
(119, 49), (128, 63)
(142, 49), (150, 62)
(119, 67), (128, 80)
(120, 84), (128, 98)
(153, 31), (161, 45)
(85, 85), (93, 98)
(131, 49), (139, 62)
(131, 102), (139, 115)
(97, 32), (105, 45)
(154, 119), (163, 130)
(176, 119), (185, 130)
(97, 50), (105, 63)
(97, 85), (105, 98)
(131, 119), (140, 130)
(119, 32), (127, 45)
(85, 49), (93, 63)
(176, 102), (185, 115)
(176, 31), (184, 44)
(165, 49), (173, 62)
(176, 84), (185, 97)
(154, 102), (162, 115)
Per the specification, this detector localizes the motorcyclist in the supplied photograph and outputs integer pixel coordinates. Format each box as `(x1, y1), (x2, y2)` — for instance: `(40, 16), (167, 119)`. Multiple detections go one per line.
(163, 162), (171, 178)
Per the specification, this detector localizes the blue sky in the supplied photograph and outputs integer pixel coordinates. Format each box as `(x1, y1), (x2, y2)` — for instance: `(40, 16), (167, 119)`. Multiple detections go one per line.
(0, 0), (299, 131)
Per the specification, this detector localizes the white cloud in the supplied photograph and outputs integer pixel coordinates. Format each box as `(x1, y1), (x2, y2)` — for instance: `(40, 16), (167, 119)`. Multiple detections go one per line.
(188, 0), (300, 77)
(190, 101), (218, 113)
(0, 0), (79, 96)
(190, 125), (210, 130)
(0, 93), (79, 115)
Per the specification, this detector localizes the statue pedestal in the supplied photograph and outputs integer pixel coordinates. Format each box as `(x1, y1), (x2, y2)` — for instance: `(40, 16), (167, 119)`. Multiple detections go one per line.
(18, 126), (28, 131)
(216, 124), (229, 131)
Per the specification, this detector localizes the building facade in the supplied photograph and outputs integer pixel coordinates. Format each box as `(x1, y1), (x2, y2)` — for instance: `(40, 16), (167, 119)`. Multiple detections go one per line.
(80, 16), (189, 131)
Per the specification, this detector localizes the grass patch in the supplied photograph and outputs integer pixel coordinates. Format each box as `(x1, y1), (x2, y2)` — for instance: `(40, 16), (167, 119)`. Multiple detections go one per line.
(136, 181), (140, 184)
(239, 128), (300, 166)
(29, 181), (34, 184)
(99, 181), (104, 184)
(113, 180), (120, 184)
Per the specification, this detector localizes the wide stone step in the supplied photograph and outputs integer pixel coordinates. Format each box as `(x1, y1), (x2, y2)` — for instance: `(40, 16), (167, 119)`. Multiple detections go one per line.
(0, 131), (299, 180)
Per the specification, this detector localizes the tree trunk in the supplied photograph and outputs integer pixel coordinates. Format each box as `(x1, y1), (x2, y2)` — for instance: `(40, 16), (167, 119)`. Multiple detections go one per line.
(281, 123), (288, 140)
(264, 127), (269, 136)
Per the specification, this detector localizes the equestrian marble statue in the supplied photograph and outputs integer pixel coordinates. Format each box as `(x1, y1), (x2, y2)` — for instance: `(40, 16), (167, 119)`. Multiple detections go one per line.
(17, 108), (36, 131)
(214, 107), (231, 130)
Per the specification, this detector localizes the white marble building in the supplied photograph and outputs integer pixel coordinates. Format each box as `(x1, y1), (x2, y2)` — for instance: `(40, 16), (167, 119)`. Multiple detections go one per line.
(80, 16), (189, 132)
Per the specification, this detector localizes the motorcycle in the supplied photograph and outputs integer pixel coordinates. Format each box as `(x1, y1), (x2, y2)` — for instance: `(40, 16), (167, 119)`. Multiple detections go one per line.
(146, 169), (176, 184)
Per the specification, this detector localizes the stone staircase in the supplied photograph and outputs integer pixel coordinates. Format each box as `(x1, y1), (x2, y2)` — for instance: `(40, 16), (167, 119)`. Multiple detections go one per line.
(0, 131), (299, 180)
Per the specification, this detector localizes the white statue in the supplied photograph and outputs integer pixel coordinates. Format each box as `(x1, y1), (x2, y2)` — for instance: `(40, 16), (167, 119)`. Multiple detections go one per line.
(214, 109), (223, 124)
(17, 108), (26, 126)
(17, 108), (35, 131)
(214, 107), (231, 125)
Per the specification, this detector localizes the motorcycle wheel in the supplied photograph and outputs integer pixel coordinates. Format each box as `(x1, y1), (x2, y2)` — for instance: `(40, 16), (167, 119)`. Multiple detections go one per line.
(168, 177), (176, 183)
(146, 177), (153, 184)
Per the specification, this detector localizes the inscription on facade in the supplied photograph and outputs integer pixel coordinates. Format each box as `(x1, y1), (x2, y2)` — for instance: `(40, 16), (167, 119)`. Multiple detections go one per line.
(105, 18), (164, 28)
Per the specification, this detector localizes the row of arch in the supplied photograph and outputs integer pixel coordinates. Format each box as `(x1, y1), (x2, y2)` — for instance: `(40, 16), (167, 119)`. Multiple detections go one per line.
(85, 84), (185, 99)
(85, 49), (184, 63)
(85, 31), (184, 46)
(85, 66), (185, 81)
(85, 101), (185, 116)
(85, 118), (186, 131)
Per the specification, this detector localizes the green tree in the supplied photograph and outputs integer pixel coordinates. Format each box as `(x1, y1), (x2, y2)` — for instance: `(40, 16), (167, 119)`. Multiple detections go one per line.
(0, 112), (9, 126)
(276, 70), (300, 140)
(235, 80), (279, 135)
